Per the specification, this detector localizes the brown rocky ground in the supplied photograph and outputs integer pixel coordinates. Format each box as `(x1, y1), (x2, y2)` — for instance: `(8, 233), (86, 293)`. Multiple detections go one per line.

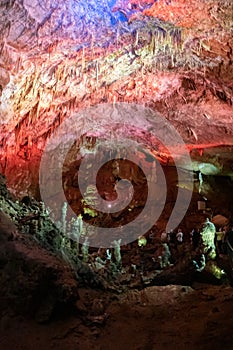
(1, 283), (233, 350)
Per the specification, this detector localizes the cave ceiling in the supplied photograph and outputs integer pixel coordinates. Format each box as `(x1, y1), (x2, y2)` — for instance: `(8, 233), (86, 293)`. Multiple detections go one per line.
(0, 0), (232, 196)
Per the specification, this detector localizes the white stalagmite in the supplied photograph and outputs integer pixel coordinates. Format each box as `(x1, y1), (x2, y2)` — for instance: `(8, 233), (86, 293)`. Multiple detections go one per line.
(70, 214), (83, 254)
(61, 202), (68, 234)
(113, 239), (122, 269)
(82, 236), (89, 262)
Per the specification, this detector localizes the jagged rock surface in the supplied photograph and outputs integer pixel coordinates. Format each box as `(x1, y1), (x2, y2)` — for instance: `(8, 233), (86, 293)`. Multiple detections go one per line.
(0, 0), (232, 196)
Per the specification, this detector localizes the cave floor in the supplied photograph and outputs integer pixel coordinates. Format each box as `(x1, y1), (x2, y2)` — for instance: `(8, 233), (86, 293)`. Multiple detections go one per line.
(1, 283), (233, 350)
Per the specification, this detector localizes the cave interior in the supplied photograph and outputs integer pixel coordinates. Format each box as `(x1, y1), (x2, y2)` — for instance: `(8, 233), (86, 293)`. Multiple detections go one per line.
(0, 0), (233, 349)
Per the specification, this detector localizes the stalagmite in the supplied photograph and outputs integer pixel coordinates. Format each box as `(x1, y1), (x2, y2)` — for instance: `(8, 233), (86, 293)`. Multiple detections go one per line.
(61, 202), (68, 234)
(113, 239), (122, 269)
(81, 236), (89, 263)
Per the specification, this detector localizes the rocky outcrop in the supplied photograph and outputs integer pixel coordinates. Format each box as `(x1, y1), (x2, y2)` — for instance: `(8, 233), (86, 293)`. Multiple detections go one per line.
(0, 210), (79, 322)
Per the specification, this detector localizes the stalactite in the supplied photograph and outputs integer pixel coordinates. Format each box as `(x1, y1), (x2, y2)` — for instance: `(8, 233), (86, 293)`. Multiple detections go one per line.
(0, 42), (5, 56)
(150, 32), (156, 55)
(24, 77), (34, 98)
(56, 64), (64, 83)
(14, 112), (30, 143)
(28, 101), (40, 125)
(96, 61), (99, 86)
(82, 47), (86, 71)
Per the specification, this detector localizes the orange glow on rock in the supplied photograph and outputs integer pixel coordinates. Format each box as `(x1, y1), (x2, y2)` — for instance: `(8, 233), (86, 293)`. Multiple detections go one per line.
(143, 0), (213, 28)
